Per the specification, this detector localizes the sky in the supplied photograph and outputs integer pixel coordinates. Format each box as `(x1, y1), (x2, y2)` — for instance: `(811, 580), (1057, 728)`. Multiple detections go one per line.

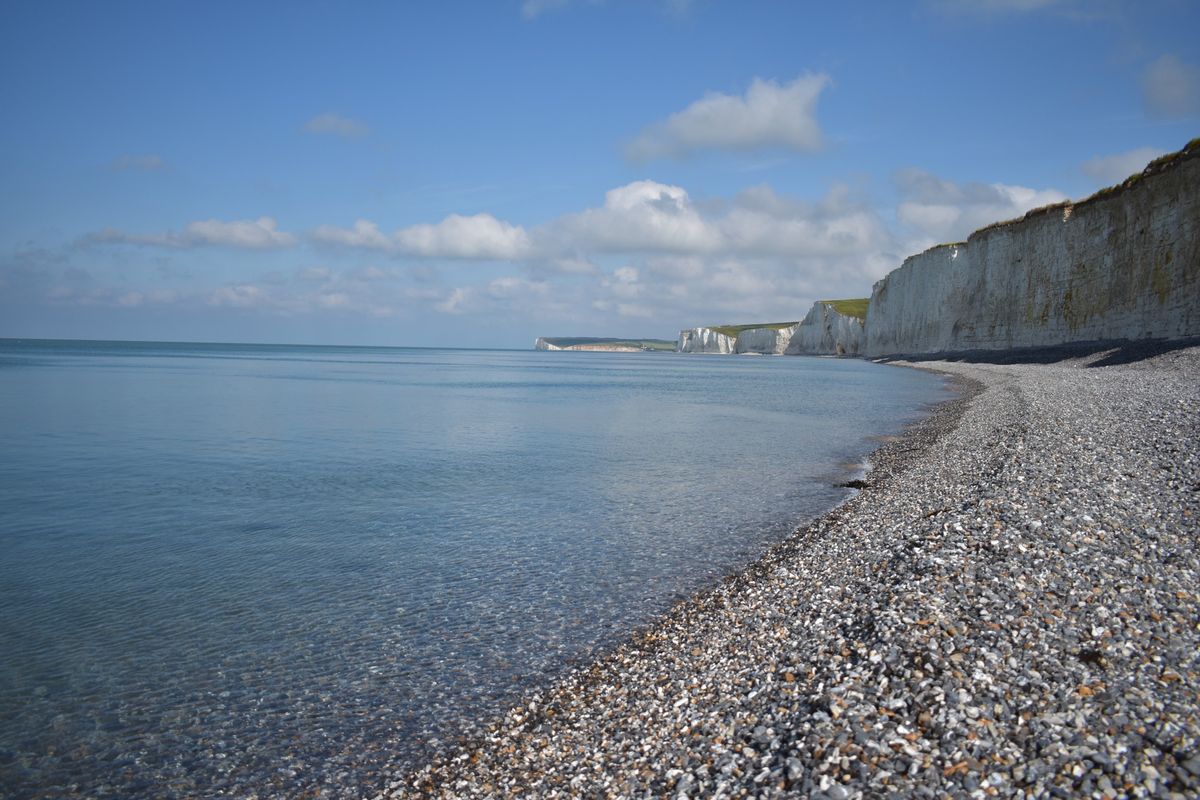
(1, 0), (1198, 348)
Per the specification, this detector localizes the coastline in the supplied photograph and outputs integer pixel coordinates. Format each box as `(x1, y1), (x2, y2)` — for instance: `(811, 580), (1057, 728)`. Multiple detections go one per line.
(393, 345), (1199, 798)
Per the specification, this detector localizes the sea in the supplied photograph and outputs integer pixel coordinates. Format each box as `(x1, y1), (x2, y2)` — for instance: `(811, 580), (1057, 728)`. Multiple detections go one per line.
(0, 339), (950, 798)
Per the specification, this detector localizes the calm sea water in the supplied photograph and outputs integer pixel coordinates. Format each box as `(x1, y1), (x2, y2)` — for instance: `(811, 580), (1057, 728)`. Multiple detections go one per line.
(0, 339), (949, 798)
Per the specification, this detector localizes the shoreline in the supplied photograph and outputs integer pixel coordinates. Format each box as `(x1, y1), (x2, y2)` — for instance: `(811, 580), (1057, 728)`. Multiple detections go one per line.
(393, 345), (1199, 798)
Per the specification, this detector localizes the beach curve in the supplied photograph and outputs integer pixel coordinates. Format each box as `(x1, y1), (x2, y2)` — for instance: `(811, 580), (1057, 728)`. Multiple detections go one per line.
(392, 344), (1200, 799)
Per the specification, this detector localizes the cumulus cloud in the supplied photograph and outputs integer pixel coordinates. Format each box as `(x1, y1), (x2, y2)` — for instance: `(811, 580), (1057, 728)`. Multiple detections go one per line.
(313, 214), (531, 260)
(551, 181), (721, 253)
(544, 179), (890, 261)
(396, 214), (532, 259)
(895, 169), (1067, 243)
(111, 154), (166, 171)
(185, 218), (297, 249)
(306, 177), (901, 327)
(1142, 55), (1200, 119)
(718, 184), (892, 258)
(1081, 146), (1167, 185)
(89, 217), (296, 249)
(435, 275), (571, 321)
(625, 74), (830, 161)
(312, 179), (891, 277)
(304, 113), (371, 138)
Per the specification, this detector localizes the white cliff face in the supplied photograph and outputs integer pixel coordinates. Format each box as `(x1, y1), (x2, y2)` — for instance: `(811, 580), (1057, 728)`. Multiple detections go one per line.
(785, 304), (866, 356)
(735, 324), (799, 354)
(534, 338), (563, 351)
(677, 328), (737, 353)
(677, 325), (801, 353)
(866, 148), (1200, 357)
(679, 313), (862, 355)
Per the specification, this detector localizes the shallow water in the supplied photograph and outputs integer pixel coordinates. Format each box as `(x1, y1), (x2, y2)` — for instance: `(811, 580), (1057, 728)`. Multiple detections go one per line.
(0, 340), (949, 798)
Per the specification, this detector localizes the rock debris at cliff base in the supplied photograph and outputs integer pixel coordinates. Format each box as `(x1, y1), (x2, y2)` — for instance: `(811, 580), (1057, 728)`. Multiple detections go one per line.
(392, 346), (1200, 800)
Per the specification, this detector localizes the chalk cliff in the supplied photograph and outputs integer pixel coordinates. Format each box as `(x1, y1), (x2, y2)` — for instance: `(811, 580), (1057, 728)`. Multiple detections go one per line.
(677, 328), (737, 354)
(678, 307), (863, 356)
(676, 324), (798, 354)
(865, 142), (1200, 357)
(734, 324), (799, 354)
(785, 303), (867, 356)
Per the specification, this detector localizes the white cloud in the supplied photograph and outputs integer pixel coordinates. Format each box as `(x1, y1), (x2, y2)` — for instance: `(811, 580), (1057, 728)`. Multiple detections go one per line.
(718, 184), (892, 258)
(436, 287), (471, 314)
(1081, 146), (1167, 185)
(1142, 55), (1200, 119)
(311, 219), (392, 249)
(312, 179), (890, 272)
(396, 214), (531, 259)
(895, 169), (1067, 243)
(313, 214), (530, 260)
(89, 217), (296, 250)
(626, 74), (830, 161)
(186, 218), (296, 249)
(552, 181), (721, 253)
(544, 179), (890, 262)
(304, 113), (370, 138)
(111, 154), (166, 171)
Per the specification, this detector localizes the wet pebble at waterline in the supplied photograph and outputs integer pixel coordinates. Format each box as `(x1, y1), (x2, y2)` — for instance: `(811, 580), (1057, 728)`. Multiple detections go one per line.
(400, 345), (1200, 799)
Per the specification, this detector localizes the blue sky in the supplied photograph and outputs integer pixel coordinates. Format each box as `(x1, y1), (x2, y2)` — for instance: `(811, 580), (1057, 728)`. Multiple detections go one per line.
(2, 0), (1197, 348)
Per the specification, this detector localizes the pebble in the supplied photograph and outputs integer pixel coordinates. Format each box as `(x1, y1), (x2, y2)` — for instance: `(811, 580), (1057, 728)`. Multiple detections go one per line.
(395, 345), (1200, 798)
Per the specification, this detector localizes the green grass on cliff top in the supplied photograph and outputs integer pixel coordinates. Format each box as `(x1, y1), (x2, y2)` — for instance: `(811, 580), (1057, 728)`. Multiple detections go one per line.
(823, 298), (869, 320)
(709, 321), (800, 338)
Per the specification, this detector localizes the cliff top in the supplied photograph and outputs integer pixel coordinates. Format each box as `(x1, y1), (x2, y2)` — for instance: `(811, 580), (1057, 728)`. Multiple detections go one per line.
(971, 136), (1200, 241)
(709, 321), (800, 338)
(903, 137), (1199, 265)
(822, 299), (869, 320)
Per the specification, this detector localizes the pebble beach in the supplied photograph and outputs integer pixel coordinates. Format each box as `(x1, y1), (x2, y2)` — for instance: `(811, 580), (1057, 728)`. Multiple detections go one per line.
(394, 343), (1200, 799)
